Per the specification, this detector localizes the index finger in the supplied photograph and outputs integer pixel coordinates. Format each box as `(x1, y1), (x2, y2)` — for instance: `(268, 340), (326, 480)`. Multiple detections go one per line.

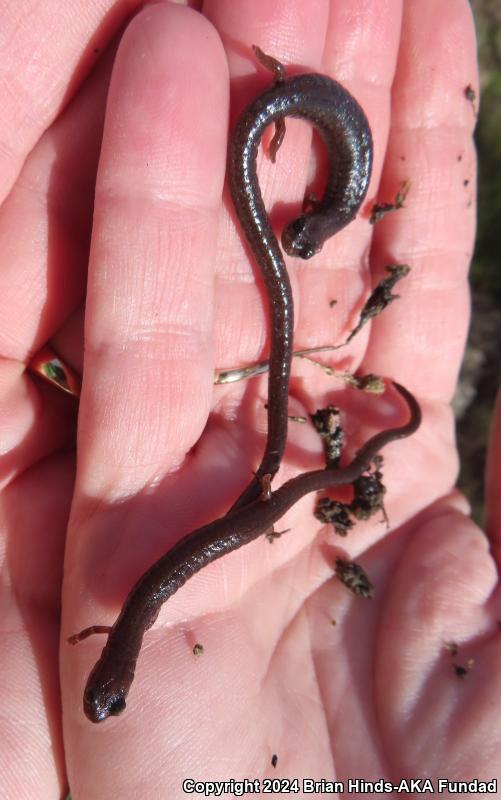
(363, 0), (477, 399)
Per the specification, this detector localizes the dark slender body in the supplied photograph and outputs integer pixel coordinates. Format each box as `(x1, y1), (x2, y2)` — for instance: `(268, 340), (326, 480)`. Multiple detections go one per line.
(77, 60), (420, 724)
(82, 383), (420, 722)
(228, 71), (372, 509)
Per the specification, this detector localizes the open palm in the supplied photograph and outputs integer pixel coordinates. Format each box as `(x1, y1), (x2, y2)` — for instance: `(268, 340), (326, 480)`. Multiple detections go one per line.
(1, 2), (493, 798)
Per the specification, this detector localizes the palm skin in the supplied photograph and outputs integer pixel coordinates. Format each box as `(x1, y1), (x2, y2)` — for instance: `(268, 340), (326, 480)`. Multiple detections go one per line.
(0, 1), (494, 798)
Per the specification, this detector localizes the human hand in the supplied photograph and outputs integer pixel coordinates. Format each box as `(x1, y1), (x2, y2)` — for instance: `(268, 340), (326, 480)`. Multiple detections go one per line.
(0, 2), (489, 798)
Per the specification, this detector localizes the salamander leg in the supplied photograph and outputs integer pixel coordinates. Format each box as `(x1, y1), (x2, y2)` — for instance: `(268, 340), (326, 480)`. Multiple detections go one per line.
(68, 625), (112, 645)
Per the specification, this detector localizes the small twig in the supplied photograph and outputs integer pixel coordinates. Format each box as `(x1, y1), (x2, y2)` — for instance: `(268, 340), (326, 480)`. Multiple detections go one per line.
(369, 181), (410, 224)
(215, 266), (410, 386)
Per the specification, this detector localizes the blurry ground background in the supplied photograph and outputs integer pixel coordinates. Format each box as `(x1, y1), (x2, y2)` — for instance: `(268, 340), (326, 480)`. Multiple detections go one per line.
(456, 0), (501, 522)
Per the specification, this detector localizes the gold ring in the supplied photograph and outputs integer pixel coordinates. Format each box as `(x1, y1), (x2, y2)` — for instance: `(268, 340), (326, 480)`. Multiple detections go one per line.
(27, 345), (81, 398)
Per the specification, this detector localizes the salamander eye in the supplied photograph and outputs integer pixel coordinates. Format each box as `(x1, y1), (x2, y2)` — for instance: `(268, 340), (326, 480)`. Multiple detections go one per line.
(281, 217), (320, 259)
(109, 696), (126, 716)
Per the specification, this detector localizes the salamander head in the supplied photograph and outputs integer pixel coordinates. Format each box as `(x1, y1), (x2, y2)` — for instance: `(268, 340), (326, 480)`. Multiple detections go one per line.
(84, 683), (127, 723)
(282, 209), (352, 259)
(83, 657), (130, 723)
(281, 215), (326, 259)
